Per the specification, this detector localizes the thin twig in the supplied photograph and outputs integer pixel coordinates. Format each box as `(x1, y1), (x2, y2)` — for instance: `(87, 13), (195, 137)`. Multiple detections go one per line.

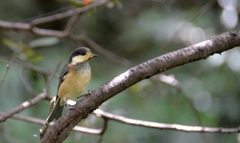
(45, 60), (62, 94)
(97, 118), (108, 143)
(0, 56), (52, 75)
(71, 34), (134, 67)
(0, 112), (103, 134)
(63, 11), (80, 36)
(30, 0), (110, 26)
(94, 109), (240, 133)
(21, 6), (74, 22)
(0, 61), (61, 130)
(20, 69), (38, 95)
(0, 91), (48, 122)
(0, 0), (111, 38)
(0, 52), (17, 87)
(158, 0), (216, 54)
(40, 60), (62, 138)
(152, 74), (203, 126)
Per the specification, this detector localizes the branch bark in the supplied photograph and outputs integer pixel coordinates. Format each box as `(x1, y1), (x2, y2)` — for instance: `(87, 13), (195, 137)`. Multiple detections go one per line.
(94, 109), (240, 133)
(41, 31), (240, 142)
(0, 91), (48, 122)
(0, 0), (111, 37)
(0, 112), (105, 135)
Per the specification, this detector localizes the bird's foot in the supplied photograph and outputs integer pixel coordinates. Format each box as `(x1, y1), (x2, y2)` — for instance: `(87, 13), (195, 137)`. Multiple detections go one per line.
(77, 90), (92, 99)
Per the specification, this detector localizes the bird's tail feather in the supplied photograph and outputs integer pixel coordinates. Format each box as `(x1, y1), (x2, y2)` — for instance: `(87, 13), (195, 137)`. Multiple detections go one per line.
(46, 96), (64, 123)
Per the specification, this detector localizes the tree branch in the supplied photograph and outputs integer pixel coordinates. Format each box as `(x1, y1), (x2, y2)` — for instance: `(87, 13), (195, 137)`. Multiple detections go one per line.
(159, 0), (216, 54)
(0, 112), (104, 135)
(0, 91), (48, 122)
(41, 31), (240, 142)
(0, 56), (52, 75)
(71, 34), (134, 67)
(94, 109), (240, 133)
(0, 52), (17, 87)
(0, 0), (111, 37)
(0, 60), (61, 122)
(30, 0), (110, 26)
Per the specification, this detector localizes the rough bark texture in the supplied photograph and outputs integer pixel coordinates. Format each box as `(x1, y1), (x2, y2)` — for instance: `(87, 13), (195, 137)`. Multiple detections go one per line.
(41, 30), (240, 143)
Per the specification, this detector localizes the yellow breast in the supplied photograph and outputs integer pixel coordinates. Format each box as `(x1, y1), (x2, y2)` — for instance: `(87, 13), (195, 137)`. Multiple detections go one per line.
(58, 64), (91, 106)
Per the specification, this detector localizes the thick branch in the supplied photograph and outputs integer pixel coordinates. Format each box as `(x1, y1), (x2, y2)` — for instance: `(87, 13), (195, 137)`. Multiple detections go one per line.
(41, 31), (240, 142)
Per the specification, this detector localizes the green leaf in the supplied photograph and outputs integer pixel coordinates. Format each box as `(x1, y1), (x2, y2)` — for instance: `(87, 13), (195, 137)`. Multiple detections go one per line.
(2, 38), (42, 63)
(2, 38), (21, 52)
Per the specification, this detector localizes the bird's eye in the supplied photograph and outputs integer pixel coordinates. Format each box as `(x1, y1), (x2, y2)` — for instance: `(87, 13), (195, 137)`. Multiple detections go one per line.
(79, 51), (86, 55)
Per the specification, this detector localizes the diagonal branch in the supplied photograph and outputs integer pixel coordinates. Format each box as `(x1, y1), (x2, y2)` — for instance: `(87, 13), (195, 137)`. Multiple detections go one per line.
(0, 52), (17, 87)
(63, 13), (80, 36)
(0, 56), (52, 75)
(41, 31), (240, 142)
(159, 0), (216, 54)
(0, 60), (61, 122)
(0, 91), (48, 122)
(71, 34), (134, 67)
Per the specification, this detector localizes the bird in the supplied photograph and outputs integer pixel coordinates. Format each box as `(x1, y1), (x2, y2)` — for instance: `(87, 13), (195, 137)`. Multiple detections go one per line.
(46, 47), (97, 122)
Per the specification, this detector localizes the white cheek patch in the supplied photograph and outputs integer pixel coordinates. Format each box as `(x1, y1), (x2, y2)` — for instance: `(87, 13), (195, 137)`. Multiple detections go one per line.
(71, 56), (85, 65)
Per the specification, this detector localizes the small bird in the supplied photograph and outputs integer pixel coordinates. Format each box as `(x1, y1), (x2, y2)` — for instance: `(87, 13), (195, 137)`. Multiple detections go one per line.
(46, 47), (97, 122)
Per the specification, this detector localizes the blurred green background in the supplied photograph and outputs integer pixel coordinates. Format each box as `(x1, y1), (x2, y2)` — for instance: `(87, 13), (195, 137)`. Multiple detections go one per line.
(0, 0), (240, 142)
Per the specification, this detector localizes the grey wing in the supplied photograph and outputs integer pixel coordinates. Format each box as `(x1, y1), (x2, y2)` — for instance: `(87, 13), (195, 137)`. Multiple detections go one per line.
(57, 64), (70, 90)
(46, 64), (70, 122)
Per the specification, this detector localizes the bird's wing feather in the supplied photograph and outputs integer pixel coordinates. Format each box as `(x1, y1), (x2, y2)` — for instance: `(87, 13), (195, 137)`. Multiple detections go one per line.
(46, 64), (70, 122)
(46, 97), (64, 122)
(57, 64), (70, 90)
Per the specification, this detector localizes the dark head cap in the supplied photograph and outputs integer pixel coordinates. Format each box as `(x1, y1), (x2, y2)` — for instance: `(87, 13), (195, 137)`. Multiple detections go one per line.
(69, 47), (97, 64)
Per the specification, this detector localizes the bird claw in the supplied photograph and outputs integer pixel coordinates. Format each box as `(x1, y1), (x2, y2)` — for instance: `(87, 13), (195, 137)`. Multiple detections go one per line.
(87, 90), (92, 96)
(77, 90), (92, 99)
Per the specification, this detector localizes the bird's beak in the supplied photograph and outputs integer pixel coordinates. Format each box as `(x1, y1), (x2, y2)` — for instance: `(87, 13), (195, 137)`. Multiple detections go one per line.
(88, 53), (98, 59)
(91, 54), (98, 58)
